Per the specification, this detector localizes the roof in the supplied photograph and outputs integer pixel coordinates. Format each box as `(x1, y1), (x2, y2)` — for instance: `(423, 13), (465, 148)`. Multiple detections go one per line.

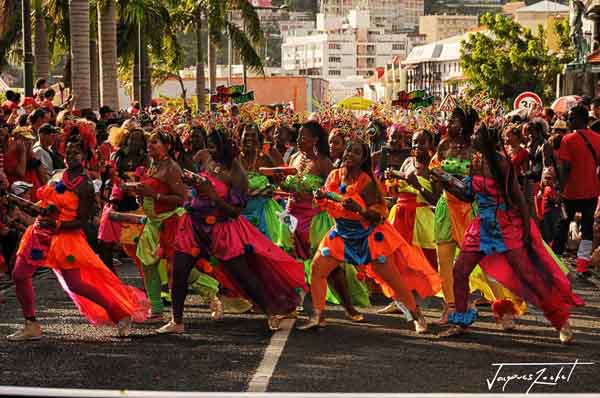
(515, 0), (569, 13)
(403, 32), (470, 64)
(588, 49), (600, 64)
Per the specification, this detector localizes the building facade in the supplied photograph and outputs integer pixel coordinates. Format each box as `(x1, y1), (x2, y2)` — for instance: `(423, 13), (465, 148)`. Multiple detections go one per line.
(514, 0), (568, 33)
(319, 0), (424, 32)
(402, 33), (466, 98)
(282, 9), (425, 78)
(419, 14), (479, 43)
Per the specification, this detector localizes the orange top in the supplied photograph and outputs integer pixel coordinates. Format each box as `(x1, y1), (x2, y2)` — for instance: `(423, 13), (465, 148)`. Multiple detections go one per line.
(37, 184), (79, 222)
(317, 169), (387, 225)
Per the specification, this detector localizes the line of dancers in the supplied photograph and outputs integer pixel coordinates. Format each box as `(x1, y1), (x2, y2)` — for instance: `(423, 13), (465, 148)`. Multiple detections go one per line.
(5, 106), (583, 345)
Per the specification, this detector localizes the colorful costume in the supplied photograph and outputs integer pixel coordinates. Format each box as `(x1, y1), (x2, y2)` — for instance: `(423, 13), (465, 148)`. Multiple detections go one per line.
(432, 157), (526, 317)
(282, 174), (370, 307)
(136, 173), (186, 316)
(450, 175), (584, 329)
(388, 176), (437, 268)
(242, 172), (293, 252)
(316, 170), (441, 301)
(174, 173), (306, 316)
(14, 176), (149, 325)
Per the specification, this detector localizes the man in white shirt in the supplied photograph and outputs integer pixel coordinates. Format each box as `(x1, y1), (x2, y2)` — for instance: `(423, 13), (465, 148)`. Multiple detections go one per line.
(32, 123), (60, 177)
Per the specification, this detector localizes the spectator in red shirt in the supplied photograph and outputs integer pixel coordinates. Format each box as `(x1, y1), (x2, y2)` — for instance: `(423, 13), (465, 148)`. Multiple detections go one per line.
(558, 105), (600, 277)
(1, 91), (19, 113)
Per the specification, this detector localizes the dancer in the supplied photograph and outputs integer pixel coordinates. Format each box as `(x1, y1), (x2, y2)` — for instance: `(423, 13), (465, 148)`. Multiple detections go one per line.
(240, 124), (293, 251)
(431, 106), (524, 327)
(436, 125), (583, 343)
(128, 131), (187, 322)
(157, 130), (306, 334)
(284, 121), (366, 319)
(298, 140), (441, 333)
(380, 129), (440, 315)
(8, 138), (148, 341)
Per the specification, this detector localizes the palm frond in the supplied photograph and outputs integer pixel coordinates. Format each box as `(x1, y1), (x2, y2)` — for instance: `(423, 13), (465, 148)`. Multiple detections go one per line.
(227, 0), (264, 45)
(227, 21), (264, 75)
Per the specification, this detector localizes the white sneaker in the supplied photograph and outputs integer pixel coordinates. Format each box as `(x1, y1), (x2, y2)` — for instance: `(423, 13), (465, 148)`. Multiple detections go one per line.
(7, 320), (42, 341)
(117, 316), (132, 337)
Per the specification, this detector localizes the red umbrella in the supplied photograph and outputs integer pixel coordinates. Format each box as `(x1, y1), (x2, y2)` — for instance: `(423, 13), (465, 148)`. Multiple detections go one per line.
(551, 95), (582, 115)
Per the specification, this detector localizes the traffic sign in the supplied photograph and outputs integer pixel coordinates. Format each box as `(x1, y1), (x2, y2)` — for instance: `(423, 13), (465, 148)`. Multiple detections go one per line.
(513, 91), (542, 110)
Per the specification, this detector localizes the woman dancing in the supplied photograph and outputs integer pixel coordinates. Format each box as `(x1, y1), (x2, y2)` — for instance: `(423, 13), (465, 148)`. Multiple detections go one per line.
(380, 130), (440, 315)
(157, 130), (306, 334)
(298, 140), (441, 333)
(436, 125), (583, 343)
(128, 131), (187, 322)
(284, 121), (366, 319)
(8, 139), (148, 341)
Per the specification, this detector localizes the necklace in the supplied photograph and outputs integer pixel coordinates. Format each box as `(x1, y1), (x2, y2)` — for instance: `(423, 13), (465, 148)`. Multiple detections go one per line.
(297, 152), (315, 176)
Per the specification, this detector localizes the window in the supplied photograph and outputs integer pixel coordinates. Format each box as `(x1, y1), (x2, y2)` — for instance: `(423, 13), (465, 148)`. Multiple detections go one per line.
(329, 43), (341, 50)
(392, 43), (405, 51)
(329, 70), (341, 76)
(329, 56), (341, 63)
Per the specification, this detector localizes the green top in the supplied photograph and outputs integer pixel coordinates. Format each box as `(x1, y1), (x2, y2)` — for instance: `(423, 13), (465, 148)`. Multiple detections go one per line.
(248, 172), (271, 192)
(281, 174), (325, 193)
(441, 157), (470, 176)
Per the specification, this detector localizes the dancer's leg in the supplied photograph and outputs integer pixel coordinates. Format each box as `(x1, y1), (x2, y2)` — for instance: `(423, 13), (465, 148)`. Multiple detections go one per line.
(310, 253), (342, 312)
(437, 242), (457, 305)
(143, 262), (164, 315)
(328, 266), (360, 317)
(171, 252), (197, 324)
(12, 256), (39, 320)
(453, 251), (485, 313)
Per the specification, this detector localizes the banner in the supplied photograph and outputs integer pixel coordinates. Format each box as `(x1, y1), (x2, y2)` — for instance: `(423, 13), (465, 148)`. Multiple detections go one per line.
(210, 85), (254, 104)
(392, 90), (434, 109)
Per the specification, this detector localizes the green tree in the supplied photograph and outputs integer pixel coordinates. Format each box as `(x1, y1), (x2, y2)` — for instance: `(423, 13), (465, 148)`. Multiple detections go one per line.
(460, 13), (562, 105)
(553, 17), (576, 65)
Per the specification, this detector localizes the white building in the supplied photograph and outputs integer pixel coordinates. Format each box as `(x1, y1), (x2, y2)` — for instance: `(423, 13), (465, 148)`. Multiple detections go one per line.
(319, 0), (424, 32)
(402, 33), (468, 98)
(282, 9), (425, 79)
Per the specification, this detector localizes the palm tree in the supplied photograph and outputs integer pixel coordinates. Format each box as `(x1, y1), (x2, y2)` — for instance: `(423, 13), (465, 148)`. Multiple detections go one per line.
(171, 0), (265, 112)
(33, 0), (50, 80)
(69, 0), (91, 109)
(97, 0), (119, 109)
(205, 0), (265, 91)
(117, 0), (178, 107)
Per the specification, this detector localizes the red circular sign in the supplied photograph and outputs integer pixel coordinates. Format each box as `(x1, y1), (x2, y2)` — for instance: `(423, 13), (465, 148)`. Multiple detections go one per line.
(513, 91), (543, 110)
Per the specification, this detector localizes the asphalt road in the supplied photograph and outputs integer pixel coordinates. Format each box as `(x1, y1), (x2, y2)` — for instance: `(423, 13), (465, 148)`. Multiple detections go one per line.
(0, 260), (598, 394)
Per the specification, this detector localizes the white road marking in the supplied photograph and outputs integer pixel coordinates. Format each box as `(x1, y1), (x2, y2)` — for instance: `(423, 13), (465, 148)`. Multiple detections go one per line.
(246, 318), (296, 392)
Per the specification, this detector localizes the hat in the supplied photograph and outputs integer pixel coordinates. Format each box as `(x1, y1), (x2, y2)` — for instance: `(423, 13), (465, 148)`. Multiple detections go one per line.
(10, 181), (33, 196)
(12, 127), (36, 140)
(552, 119), (568, 130)
(39, 123), (60, 135)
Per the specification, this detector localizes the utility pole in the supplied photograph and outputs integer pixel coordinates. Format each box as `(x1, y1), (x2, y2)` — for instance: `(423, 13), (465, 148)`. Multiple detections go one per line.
(22, 0), (34, 96)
